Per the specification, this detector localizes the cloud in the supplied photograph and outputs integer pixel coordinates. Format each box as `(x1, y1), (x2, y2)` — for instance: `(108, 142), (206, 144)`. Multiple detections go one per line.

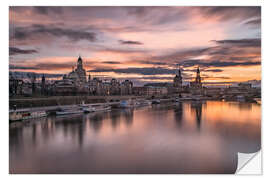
(11, 24), (97, 42)
(144, 38), (261, 66)
(101, 61), (122, 64)
(205, 69), (224, 72)
(9, 47), (38, 55)
(196, 7), (261, 21)
(88, 67), (177, 75)
(244, 18), (261, 26)
(10, 71), (63, 79)
(137, 60), (168, 66)
(119, 40), (143, 45)
(184, 68), (223, 73)
(180, 60), (260, 68)
(9, 65), (38, 70)
(33, 7), (63, 15)
(213, 38), (261, 48)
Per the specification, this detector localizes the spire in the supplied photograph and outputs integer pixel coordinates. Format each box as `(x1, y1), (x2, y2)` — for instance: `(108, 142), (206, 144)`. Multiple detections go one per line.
(178, 66), (182, 78)
(197, 66), (200, 74)
(42, 74), (45, 84)
(78, 55), (82, 62)
(77, 55), (83, 70)
(195, 66), (201, 84)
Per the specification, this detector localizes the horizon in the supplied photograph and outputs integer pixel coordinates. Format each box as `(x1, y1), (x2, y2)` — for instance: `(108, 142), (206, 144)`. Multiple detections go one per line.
(9, 6), (261, 86)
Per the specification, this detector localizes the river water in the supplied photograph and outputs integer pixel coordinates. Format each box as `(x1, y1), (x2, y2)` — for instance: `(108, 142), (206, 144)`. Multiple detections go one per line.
(9, 101), (261, 174)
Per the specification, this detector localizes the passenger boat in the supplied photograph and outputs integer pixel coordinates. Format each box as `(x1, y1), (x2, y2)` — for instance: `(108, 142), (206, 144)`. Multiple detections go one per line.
(94, 105), (111, 112)
(137, 99), (152, 106)
(56, 108), (83, 116)
(83, 105), (96, 113)
(83, 105), (111, 113)
(9, 109), (47, 122)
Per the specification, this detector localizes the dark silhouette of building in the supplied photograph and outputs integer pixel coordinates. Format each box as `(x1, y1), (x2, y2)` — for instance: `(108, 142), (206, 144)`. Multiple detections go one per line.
(190, 67), (202, 89)
(173, 66), (182, 88)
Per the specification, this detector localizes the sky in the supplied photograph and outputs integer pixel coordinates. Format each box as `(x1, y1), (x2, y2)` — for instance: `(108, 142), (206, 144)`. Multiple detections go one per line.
(9, 6), (261, 86)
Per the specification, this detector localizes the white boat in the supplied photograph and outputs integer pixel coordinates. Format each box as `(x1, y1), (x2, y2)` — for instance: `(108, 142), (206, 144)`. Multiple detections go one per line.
(9, 109), (47, 121)
(56, 109), (83, 116)
(119, 99), (140, 108)
(78, 101), (89, 108)
(83, 106), (96, 113)
(138, 99), (152, 106)
(94, 105), (111, 112)
(83, 105), (111, 113)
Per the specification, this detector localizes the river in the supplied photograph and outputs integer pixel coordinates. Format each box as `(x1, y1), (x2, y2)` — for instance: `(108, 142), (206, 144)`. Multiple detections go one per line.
(9, 100), (261, 174)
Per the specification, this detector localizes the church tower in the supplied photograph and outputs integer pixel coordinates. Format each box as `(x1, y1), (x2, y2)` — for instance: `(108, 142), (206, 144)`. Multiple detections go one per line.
(178, 67), (182, 85)
(195, 67), (201, 84)
(41, 74), (46, 95)
(74, 56), (87, 82)
(173, 66), (182, 88)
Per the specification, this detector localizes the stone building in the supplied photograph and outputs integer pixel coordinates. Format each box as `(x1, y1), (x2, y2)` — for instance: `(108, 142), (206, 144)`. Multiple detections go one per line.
(66, 56), (87, 83)
(9, 76), (23, 96)
(146, 86), (168, 96)
(190, 67), (202, 89)
(173, 67), (182, 88)
(173, 66), (183, 94)
(189, 67), (203, 95)
(110, 78), (120, 95)
(120, 80), (133, 95)
(53, 56), (88, 95)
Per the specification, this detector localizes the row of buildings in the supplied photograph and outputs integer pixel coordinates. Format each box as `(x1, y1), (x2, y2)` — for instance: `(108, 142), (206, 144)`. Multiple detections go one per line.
(10, 56), (133, 96)
(9, 56), (260, 99)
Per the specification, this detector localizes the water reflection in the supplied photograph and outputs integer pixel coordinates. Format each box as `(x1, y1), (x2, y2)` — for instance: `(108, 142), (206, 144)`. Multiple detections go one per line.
(174, 102), (183, 127)
(191, 101), (203, 130)
(9, 101), (261, 174)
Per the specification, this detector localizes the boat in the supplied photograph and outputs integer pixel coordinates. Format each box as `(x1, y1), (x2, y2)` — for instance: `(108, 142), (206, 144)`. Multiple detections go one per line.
(94, 105), (111, 112)
(56, 108), (83, 116)
(83, 105), (111, 113)
(78, 101), (89, 108)
(172, 97), (180, 102)
(119, 99), (140, 108)
(138, 99), (152, 106)
(9, 109), (47, 122)
(151, 99), (161, 104)
(82, 105), (96, 113)
(236, 95), (246, 102)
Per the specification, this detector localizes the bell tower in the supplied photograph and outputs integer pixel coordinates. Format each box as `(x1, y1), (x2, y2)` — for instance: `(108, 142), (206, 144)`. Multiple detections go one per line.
(195, 67), (201, 84)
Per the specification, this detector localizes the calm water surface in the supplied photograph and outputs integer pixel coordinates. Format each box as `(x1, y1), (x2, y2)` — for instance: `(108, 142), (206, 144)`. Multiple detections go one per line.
(9, 101), (261, 174)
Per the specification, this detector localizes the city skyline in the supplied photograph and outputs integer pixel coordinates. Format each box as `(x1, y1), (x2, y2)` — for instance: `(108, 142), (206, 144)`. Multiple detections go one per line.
(9, 6), (261, 86)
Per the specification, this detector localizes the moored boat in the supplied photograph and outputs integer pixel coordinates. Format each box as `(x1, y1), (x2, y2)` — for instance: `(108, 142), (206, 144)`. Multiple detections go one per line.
(138, 99), (152, 106)
(9, 109), (47, 122)
(151, 99), (161, 104)
(83, 105), (111, 113)
(56, 109), (83, 116)
(119, 99), (140, 108)
(82, 106), (96, 113)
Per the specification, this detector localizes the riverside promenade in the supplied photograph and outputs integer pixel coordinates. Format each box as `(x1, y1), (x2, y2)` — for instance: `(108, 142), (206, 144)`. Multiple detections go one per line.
(9, 95), (147, 109)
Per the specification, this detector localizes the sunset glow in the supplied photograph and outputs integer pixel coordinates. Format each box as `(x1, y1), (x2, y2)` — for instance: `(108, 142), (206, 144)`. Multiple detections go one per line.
(9, 7), (261, 86)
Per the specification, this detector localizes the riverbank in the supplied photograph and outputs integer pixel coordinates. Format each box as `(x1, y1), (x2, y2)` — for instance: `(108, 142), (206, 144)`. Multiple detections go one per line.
(9, 95), (141, 109)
